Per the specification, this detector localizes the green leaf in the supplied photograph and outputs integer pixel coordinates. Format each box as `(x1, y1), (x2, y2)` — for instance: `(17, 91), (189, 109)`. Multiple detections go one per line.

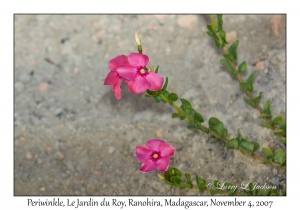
(221, 128), (228, 138)
(280, 137), (286, 144)
(170, 176), (183, 185)
(256, 189), (266, 196)
(218, 30), (227, 47)
(262, 148), (273, 160)
(220, 59), (236, 77)
(211, 123), (224, 135)
(217, 14), (223, 30)
(210, 189), (224, 195)
(252, 92), (263, 104)
(208, 117), (221, 129)
(155, 65), (159, 74)
(194, 112), (204, 123)
(179, 183), (193, 190)
(224, 182), (237, 193)
(246, 71), (257, 84)
(273, 149), (285, 165)
(223, 53), (234, 62)
(272, 116), (286, 127)
(272, 116), (286, 136)
(263, 100), (272, 118)
(244, 97), (255, 107)
(249, 183), (255, 195)
(185, 173), (193, 185)
(168, 93), (178, 101)
(173, 168), (182, 176)
(228, 40), (239, 62)
(179, 116), (185, 120)
(226, 138), (239, 150)
(196, 175), (207, 193)
(172, 113), (179, 118)
(187, 125), (195, 130)
(261, 122), (273, 129)
(182, 174), (193, 189)
(253, 142), (260, 152)
(237, 130), (243, 143)
(274, 129), (284, 134)
(268, 189), (278, 196)
(168, 101), (173, 106)
(213, 180), (220, 187)
(163, 90), (169, 97)
(239, 139), (254, 154)
(154, 95), (162, 103)
(161, 77), (168, 92)
(207, 24), (214, 33)
(238, 61), (247, 73)
(180, 99), (192, 111)
(164, 179), (177, 186)
(144, 94), (151, 97)
(240, 82), (253, 91)
(146, 90), (156, 96)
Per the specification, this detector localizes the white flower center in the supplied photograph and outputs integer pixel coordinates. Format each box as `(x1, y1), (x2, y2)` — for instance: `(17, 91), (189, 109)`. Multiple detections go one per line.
(153, 153), (158, 159)
(140, 68), (146, 74)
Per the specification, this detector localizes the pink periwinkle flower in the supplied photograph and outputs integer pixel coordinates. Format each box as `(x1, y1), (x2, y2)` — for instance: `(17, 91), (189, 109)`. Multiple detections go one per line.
(135, 139), (175, 173)
(103, 55), (129, 100)
(116, 53), (164, 94)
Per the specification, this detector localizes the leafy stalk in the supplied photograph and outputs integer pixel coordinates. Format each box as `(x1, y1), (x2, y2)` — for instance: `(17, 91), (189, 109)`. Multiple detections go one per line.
(159, 167), (286, 196)
(145, 87), (286, 169)
(208, 15), (286, 142)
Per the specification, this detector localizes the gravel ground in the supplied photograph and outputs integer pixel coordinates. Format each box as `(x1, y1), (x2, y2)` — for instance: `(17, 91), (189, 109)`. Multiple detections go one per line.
(14, 14), (286, 195)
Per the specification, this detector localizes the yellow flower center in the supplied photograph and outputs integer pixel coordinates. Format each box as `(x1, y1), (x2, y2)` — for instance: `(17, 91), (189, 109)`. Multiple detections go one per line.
(140, 68), (146, 74)
(153, 153), (158, 159)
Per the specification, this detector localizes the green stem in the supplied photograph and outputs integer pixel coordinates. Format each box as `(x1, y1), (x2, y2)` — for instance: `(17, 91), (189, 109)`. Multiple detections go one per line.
(222, 46), (285, 138)
(158, 92), (285, 169)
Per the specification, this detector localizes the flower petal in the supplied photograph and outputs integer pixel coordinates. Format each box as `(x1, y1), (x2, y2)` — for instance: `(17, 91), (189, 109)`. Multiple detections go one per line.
(156, 156), (171, 172)
(146, 139), (164, 151)
(135, 146), (152, 162)
(112, 77), (122, 100)
(159, 142), (175, 157)
(145, 72), (164, 91)
(126, 76), (151, 94)
(116, 64), (138, 80)
(139, 159), (157, 173)
(128, 53), (149, 68)
(104, 71), (118, 85)
(108, 55), (128, 71)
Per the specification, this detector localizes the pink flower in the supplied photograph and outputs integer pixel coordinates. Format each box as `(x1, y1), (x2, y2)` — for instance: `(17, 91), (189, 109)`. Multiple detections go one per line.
(103, 55), (129, 100)
(116, 53), (164, 94)
(135, 139), (175, 173)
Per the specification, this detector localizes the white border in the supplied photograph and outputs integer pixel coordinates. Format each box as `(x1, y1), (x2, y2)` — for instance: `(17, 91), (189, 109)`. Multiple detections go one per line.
(3, 1), (297, 209)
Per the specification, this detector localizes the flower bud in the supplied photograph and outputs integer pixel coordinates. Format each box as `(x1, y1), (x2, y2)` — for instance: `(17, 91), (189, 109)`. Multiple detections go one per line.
(157, 173), (165, 180)
(135, 30), (142, 54)
(135, 30), (142, 47)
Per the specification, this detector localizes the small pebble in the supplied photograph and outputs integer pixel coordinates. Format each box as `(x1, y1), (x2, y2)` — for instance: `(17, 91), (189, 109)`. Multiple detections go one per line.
(155, 129), (163, 138)
(26, 151), (33, 160)
(38, 82), (49, 93)
(54, 151), (64, 160)
(19, 74), (31, 83)
(255, 61), (266, 70)
(39, 187), (46, 192)
(15, 82), (24, 92)
(270, 15), (283, 36)
(226, 31), (237, 43)
(272, 168), (278, 176)
(108, 146), (115, 154)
